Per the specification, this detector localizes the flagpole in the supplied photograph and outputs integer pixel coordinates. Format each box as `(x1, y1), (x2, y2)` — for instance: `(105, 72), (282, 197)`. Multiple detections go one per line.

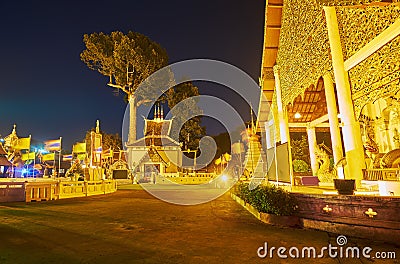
(33, 149), (36, 178)
(58, 137), (62, 177)
(52, 150), (55, 178)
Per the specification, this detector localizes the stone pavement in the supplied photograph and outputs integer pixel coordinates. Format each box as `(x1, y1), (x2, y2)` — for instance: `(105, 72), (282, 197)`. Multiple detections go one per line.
(0, 185), (398, 264)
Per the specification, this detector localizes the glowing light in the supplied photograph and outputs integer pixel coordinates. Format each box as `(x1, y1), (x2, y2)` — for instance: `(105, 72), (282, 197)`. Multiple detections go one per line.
(221, 175), (228, 182)
(294, 112), (302, 119)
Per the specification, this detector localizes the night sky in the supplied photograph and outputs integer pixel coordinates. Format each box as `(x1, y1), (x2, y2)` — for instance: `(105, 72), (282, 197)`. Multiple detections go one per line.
(0, 1), (265, 151)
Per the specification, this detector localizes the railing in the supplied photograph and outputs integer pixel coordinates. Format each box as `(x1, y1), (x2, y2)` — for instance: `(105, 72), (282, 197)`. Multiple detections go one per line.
(363, 168), (400, 181)
(155, 172), (216, 185)
(0, 180), (117, 203)
(25, 182), (58, 202)
(58, 180), (117, 199)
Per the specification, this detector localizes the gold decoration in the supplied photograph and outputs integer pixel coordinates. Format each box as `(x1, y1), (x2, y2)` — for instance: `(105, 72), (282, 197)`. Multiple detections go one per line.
(277, 0), (332, 106)
(337, 4), (400, 116)
(276, 0), (399, 118)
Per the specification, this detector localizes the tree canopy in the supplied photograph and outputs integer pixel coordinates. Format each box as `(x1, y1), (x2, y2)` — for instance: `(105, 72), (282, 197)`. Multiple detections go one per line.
(80, 31), (169, 104)
(166, 82), (205, 150)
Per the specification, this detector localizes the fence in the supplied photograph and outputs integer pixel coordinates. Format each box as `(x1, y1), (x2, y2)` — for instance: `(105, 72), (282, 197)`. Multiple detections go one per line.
(156, 172), (216, 185)
(0, 180), (117, 203)
(363, 168), (400, 181)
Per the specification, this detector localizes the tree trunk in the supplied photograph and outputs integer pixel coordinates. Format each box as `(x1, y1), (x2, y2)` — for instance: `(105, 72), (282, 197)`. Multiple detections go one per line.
(128, 94), (137, 144)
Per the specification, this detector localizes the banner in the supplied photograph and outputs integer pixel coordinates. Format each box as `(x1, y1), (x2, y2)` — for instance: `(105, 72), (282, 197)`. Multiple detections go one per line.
(14, 137), (31, 150)
(44, 138), (61, 151)
(63, 154), (72, 161)
(42, 153), (55, 161)
(73, 142), (86, 153)
(77, 153), (87, 161)
(22, 152), (35, 161)
(103, 149), (113, 158)
(94, 146), (103, 153)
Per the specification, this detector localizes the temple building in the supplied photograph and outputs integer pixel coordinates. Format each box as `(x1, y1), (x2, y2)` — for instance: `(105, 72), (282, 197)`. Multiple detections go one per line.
(125, 105), (182, 180)
(258, 0), (400, 191)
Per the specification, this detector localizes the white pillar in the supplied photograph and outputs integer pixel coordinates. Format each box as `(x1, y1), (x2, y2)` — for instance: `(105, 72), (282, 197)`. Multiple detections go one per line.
(307, 125), (319, 176)
(324, 6), (365, 185)
(273, 65), (290, 143)
(265, 122), (273, 149)
(323, 73), (344, 165)
(128, 95), (137, 144)
(273, 65), (294, 185)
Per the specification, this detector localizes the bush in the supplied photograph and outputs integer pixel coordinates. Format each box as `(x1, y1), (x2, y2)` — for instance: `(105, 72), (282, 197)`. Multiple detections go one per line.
(292, 159), (309, 173)
(234, 182), (298, 216)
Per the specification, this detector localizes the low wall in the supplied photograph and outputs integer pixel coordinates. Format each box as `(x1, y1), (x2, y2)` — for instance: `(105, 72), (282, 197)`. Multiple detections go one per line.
(230, 190), (400, 245)
(0, 180), (117, 203)
(293, 193), (400, 245)
(156, 176), (213, 185)
(0, 182), (26, 202)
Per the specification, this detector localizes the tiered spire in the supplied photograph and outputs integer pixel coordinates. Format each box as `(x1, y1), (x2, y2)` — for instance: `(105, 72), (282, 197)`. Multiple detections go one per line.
(154, 104), (164, 122)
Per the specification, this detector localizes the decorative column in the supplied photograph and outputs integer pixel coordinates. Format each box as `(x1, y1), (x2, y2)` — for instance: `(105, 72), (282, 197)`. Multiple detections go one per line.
(324, 6), (365, 185)
(322, 73), (344, 166)
(273, 65), (290, 143)
(264, 122), (273, 149)
(273, 65), (294, 185)
(306, 125), (319, 176)
(128, 95), (137, 144)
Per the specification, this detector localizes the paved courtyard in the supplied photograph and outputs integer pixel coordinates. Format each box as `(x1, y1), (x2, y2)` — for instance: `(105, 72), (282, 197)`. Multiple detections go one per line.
(0, 185), (398, 264)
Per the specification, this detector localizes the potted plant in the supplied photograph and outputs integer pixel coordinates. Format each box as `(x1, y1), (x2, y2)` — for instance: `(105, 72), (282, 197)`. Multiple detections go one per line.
(334, 179), (355, 195)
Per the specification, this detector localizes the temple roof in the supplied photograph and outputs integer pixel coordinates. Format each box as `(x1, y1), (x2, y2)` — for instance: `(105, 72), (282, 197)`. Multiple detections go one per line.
(0, 143), (7, 155)
(127, 136), (180, 148)
(4, 124), (18, 149)
(0, 156), (11, 166)
(144, 119), (172, 137)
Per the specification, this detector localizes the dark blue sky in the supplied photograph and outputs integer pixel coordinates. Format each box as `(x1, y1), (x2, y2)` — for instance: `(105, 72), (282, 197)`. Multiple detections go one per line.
(0, 1), (265, 150)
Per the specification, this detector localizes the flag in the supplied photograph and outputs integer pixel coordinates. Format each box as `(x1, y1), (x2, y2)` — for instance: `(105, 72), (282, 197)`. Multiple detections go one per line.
(215, 157), (221, 165)
(45, 138), (61, 151)
(63, 154), (72, 161)
(94, 146), (103, 153)
(14, 137), (31, 150)
(73, 142), (86, 153)
(103, 148), (113, 158)
(22, 152), (35, 161)
(77, 153), (87, 161)
(42, 153), (55, 161)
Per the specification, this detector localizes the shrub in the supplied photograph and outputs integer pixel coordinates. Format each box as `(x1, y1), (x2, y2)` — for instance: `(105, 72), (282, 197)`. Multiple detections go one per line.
(292, 159), (309, 173)
(233, 182), (298, 216)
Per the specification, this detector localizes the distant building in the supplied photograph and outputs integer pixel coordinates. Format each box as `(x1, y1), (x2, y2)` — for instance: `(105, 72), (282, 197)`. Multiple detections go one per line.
(125, 105), (182, 180)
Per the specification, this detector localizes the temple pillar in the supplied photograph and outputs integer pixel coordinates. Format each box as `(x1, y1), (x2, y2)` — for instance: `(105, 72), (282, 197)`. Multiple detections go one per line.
(322, 73), (344, 166)
(306, 125), (319, 176)
(273, 65), (290, 144)
(128, 95), (137, 144)
(273, 65), (294, 185)
(324, 6), (365, 186)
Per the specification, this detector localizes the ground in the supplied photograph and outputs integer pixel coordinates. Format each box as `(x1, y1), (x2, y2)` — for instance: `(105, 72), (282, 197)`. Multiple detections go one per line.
(0, 185), (398, 264)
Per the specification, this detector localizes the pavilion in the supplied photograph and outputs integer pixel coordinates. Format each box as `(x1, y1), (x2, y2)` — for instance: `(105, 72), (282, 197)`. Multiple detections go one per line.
(125, 105), (182, 181)
(258, 0), (400, 192)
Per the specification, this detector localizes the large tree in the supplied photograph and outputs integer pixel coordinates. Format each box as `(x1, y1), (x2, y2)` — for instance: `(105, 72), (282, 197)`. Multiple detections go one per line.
(166, 82), (205, 151)
(80, 31), (169, 143)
